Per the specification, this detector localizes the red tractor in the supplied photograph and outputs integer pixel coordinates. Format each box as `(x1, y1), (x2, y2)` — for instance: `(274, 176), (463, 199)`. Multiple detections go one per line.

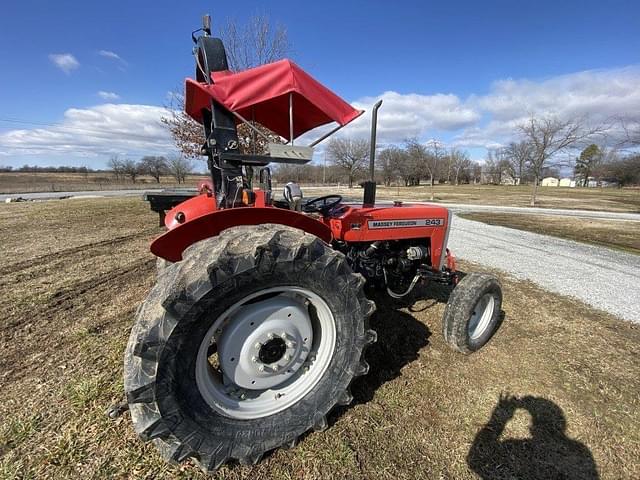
(123, 16), (503, 471)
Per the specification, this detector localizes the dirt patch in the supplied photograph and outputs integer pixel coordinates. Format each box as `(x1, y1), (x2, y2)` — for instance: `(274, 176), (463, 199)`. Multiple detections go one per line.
(0, 197), (638, 479)
(459, 211), (640, 254)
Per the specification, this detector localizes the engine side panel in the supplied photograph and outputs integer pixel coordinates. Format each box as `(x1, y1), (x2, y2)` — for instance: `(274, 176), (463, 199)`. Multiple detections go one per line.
(329, 203), (451, 270)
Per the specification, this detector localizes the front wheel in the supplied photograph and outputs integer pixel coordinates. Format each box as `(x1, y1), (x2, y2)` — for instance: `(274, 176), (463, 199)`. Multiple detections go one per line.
(124, 225), (376, 471)
(442, 273), (502, 354)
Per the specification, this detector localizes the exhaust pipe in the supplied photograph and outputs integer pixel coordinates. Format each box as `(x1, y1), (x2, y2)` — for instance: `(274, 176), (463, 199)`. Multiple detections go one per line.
(363, 99), (383, 207)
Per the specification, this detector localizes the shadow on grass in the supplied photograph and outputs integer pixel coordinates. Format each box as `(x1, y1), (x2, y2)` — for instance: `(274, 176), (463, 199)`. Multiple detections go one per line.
(326, 269), (506, 427)
(335, 271), (469, 413)
(468, 394), (599, 480)
(350, 292), (432, 406)
(327, 283), (445, 427)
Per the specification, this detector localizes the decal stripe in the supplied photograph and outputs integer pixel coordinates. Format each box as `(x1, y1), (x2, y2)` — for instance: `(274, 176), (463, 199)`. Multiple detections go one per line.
(367, 218), (444, 229)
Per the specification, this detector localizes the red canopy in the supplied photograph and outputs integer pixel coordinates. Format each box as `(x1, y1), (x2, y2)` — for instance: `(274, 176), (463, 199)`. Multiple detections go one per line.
(184, 59), (363, 141)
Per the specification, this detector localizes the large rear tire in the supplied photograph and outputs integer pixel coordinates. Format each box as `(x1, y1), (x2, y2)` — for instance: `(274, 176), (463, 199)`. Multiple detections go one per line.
(124, 224), (376, 470)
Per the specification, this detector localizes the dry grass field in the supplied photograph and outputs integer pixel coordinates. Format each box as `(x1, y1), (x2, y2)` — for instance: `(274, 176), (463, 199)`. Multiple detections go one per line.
(459, 212), (640, 254)
(1, 197), (639, 479)
(302, 184), (640, 213)
(0, 172), (207, 194)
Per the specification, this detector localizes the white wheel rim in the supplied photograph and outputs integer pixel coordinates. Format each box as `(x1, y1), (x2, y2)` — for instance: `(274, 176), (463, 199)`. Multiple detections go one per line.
(468, 293), (495, 340)
(195, 287), (336, 420)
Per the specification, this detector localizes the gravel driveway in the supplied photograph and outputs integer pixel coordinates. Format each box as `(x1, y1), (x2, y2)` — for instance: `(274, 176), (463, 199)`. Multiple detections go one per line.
(449, 215), (640, 323)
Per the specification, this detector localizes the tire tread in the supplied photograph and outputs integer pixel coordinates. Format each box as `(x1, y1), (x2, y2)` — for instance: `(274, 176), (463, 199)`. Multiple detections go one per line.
(124, 224), (376, 471)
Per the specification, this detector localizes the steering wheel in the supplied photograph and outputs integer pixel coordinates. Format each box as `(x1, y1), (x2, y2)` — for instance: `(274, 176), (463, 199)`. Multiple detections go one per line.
(302, 195), (343, 215)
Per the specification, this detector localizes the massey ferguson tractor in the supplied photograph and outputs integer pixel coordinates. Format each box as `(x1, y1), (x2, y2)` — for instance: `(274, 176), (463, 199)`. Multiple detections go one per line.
(122, 15), (503, 471)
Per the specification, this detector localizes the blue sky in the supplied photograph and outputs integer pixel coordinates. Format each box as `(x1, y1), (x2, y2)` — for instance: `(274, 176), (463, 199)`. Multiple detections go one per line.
(0, 0), (639, 167)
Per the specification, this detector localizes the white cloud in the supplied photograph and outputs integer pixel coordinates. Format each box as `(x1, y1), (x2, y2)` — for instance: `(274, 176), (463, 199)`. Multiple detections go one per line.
(97, 91), (121, 101)
(307, 66), (640, 152)
(339, 90), (481, 142)
(4, 65), (639, 166)
(454, 66), (640, 148)
(0, 104), (174, 158)
(48, 53), (79, 74)
(98, 50), (127, 65)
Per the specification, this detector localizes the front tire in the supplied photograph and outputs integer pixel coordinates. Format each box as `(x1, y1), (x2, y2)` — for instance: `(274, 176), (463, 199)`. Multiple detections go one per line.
(442, 273), (502, 354)
(124, 225), (376, 470)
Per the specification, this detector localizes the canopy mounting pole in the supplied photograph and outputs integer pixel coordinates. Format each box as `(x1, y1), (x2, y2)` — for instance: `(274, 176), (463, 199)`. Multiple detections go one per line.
(251, 106), (256, 154)
(289, 93), (294, 146)
(309, 123), (346, 147)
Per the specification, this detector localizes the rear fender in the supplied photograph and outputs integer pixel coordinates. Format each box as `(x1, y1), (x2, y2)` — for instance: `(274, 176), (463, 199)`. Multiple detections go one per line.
(151, 207), (333, 262)
(164, 193), (217, 230)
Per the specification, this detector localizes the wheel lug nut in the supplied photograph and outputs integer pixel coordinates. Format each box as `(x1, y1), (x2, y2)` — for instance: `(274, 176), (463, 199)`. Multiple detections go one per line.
(272, 365), (279, 372)
(267, 333), (274, 340)
(284, 354), (291, 361)
(251, 356), (257, 363)
(258, 365), (265, 372)
(254, 342), (262, 349)
(280, 332), (287, 339)
(286, 341), (294, 348)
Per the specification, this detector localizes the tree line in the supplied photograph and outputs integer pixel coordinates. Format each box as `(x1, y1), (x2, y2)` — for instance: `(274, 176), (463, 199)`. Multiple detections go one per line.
(107, 155), (195, 184)
(0, 155), (199, 185)
(273, 132), (639, 195)
(0, 165), (96, 173)
(273, 115), (639, 207)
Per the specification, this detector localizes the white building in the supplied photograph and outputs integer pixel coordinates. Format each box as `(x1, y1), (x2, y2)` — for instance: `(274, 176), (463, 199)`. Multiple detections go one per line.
(541, 177), (559, 187)
(559, 178), (576, 187)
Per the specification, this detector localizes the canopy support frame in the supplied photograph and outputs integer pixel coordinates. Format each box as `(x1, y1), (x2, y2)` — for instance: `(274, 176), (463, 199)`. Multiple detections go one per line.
(289, 93), (294, 146)
(309, 123), (347, 147)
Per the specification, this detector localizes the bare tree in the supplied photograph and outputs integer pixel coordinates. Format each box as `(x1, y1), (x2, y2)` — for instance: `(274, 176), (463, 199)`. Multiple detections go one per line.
(426, 140), (444, 183)
(162, 14), (291, 159)
(484, 148), (512, 184)
(442, 149), (456, 183)
(395, 148), (418, 186)
(378, 146), (407, 186)
(603, 153), (640, 186)
(472, 162), (483, 184)
(140, 156), (168, 183)
(327, 138), (369, 188)
(620, 117), (640, 148)
(121, 158), (140, 184)
(450, 148), (471, 185)
(108, 155), (124, 181)
(161, 92), (204, 159)
(167, 155), (193, 184)
(424, 139), (445, 199)
(518, 116), (603, 206)
(503, 141), (532, 185)
(402, 138), (424, 187)
(220, 14), (290, 72)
